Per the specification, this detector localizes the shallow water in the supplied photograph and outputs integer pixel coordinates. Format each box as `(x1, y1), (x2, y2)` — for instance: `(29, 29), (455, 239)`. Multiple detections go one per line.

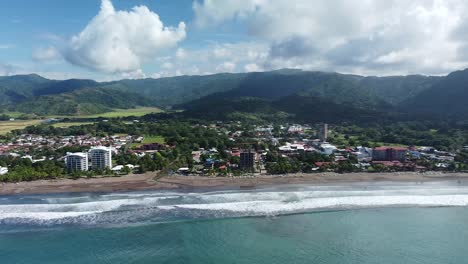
(1, 182), (468, 263)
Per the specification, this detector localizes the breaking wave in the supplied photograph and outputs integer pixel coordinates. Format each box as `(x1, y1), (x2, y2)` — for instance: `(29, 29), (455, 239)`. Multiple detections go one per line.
(2, 182), (468, 230)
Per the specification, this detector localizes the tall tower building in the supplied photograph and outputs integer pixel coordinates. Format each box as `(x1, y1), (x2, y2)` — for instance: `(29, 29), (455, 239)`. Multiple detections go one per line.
(89, 146), (112, 170)
(240, 150), (255, 171)
(65, 152), (88, 173)
(320, 123), (328, 142)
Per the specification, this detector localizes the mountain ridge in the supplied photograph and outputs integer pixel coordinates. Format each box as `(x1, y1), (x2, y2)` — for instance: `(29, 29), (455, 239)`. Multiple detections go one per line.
(0, 68), (465, 118)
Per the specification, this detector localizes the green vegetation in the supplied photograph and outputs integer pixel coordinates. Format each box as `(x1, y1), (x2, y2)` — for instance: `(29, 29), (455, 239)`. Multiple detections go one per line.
(15, 88), (153, 116)
(0, 68), (461, 119)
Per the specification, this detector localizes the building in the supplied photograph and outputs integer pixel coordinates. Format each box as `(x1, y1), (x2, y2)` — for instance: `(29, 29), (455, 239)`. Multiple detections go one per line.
(0, 166), (8, 175)
(320, 143), (337, 155)
(65, 152), (88, 173)
(319, 123), (328, 142)
(139, 143), (164, 151)
(288, 125), (304, 134)
(372, 147), (407, 162)
(240, 150), (255, 171)
(89, 146), (112, 170)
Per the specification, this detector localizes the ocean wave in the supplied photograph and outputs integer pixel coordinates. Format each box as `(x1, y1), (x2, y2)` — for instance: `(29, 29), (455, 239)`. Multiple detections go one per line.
(2, 184), (468, 228)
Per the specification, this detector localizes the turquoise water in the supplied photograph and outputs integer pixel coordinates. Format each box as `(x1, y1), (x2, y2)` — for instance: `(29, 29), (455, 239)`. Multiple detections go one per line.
(1, 182), (468, 263)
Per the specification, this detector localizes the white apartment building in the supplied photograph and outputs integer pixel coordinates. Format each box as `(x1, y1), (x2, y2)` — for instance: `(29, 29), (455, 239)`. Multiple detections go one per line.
(89, 146), (112, 170)
(65, 152), (88, 173)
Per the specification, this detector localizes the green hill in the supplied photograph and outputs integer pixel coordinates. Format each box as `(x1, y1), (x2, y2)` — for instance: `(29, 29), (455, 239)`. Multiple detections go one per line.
(399, 69), (468, 118)
(0, 68), (465, 119)
(15, 88), (152, 116)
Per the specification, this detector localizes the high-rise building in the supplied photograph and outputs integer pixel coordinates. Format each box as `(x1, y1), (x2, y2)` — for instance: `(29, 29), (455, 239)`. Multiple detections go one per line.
(89, 146), (112, 170)
(240, 150), (255, 171)
(65, 152), (88, 173)
(372, 147), (407, 162)
(319, 123), (328, 142)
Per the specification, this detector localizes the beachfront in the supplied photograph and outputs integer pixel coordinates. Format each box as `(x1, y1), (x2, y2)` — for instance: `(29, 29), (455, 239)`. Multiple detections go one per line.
(2, 172), (468, 195)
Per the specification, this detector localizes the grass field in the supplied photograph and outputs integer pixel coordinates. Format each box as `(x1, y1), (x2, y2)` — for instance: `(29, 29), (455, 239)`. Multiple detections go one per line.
(131, 135), (166, 148)
(4, 107), (163, 119)
(52, 122), (94, 128)
(0, 120), (43, 134)
(81, 107), (163, 118)
(0, 120), (96, 134)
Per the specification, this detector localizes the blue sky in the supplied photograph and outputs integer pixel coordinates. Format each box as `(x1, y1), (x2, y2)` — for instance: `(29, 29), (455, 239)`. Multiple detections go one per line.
(1, 0), (468, 80)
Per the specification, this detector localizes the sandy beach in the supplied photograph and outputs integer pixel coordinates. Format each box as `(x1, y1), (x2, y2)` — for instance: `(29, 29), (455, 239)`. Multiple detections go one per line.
(1, 171), (468, 195)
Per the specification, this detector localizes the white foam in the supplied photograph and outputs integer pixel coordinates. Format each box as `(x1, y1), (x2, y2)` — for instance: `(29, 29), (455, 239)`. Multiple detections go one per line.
(169, 194), (468, 215)
(2, 185), (468, 222)
(1, 211), (98, 220)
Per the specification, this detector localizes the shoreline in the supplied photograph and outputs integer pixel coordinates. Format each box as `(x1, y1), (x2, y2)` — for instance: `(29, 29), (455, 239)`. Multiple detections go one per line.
(1, 172), (468, 196)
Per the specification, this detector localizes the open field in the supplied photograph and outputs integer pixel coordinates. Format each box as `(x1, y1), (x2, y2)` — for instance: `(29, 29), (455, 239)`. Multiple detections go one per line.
(0, 120), (95, 134)
(0, 107), (162, 134)
(131, 135), (166, 148)
(142, 136), (166, 144)
(6, 107), (163, 119)
(52, 122), (94, 128)
(0, 120), (43, 135)
(81, 107), (163, 118)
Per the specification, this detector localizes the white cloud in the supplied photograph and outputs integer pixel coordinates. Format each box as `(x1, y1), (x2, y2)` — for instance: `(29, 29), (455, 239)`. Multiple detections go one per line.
(193, 0), (468, 75)
(213, 47), (232, 58)
(244, 63), (262, 72)
(32, 47), (62, 62)
(175, 48), (187, 59)
(121, 69), (147, 79)
(147, 42), (267, 78)
(0, 63), (17, 76)
(0, 44), (14, 49)
(162, 62), (174, 69)
(63, 0), (186, 73)
(216, 61), (236, 72)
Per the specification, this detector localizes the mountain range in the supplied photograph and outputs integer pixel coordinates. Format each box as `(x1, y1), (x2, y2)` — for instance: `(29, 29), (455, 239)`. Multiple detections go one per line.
(0, 68), (466, 121)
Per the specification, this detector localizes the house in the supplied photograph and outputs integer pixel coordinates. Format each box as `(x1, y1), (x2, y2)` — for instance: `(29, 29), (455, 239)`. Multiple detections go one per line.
(140, 143), (164, 151)
(0, 166), (8, 175)
(288, 125), (304, 134)
(314, 162), (335, 168)
(192, 151), (202, 163)
(320, 143), (337, 155)
(177, 167), (190, 175)
(112, 164), (135, 173)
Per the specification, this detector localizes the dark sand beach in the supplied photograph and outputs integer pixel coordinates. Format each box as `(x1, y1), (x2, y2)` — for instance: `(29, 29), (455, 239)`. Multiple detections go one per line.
(2, 171), (468, 195)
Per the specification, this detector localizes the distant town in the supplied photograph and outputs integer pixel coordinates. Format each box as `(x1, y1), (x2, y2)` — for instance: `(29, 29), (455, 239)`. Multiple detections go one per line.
(1, 119), (467, 182)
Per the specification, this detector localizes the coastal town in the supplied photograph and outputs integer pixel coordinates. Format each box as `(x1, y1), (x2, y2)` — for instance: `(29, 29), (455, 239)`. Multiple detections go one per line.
(0, 120), (467, 182)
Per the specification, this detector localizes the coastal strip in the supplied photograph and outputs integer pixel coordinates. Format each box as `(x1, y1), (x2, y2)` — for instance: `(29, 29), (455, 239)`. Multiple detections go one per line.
(2, 172), (468, 196)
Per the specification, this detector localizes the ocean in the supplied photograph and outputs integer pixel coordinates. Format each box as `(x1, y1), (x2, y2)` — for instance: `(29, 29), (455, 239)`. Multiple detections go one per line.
(1, 182), (468, 263)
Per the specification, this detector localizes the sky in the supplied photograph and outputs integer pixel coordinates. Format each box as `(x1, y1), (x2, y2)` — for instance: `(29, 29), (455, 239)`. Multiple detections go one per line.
(1, 0), (468, 80)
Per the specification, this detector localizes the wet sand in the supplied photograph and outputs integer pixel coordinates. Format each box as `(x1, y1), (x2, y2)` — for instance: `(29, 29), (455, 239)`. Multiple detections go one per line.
(1, 171), (468, 195)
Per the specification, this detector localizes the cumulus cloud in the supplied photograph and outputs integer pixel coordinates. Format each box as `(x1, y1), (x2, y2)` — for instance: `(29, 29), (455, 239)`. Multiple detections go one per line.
(63, 0), (186, 73)
(32, 47), (62, 62)
(194, 0), (468, 75)
(0, 63), (17, 76)
(148, 42), (267, 78)
(244, 63), (262, 72)
(216, 61), (236, 72)
(175, 48), (187, 59)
